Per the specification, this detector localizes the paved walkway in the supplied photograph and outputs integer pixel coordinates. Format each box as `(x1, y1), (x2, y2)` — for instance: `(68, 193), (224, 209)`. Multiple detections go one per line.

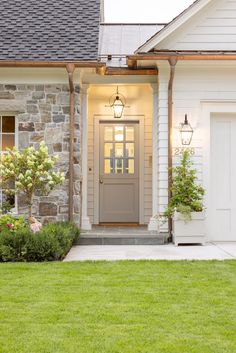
(64, 243), (236, 261)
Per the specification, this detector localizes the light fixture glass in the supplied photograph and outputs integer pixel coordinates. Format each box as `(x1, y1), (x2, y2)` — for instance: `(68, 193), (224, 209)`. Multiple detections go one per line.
(180, 114), (193, 145)
(112, 95), (124, 118)
(107, 86), (126, 119)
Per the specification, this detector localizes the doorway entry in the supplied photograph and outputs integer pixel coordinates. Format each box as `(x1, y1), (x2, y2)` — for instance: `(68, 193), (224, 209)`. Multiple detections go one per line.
(99, 122), (139, 223)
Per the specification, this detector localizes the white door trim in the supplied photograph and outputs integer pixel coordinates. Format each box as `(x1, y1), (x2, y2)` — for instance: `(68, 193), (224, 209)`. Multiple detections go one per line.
(201, 101), (236, 242)
(93, 115), (145, 225)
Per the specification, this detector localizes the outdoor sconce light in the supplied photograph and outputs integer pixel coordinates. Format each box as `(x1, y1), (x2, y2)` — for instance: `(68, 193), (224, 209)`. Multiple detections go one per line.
(180, 114), (194, 145)
(106, 86), (127, 119)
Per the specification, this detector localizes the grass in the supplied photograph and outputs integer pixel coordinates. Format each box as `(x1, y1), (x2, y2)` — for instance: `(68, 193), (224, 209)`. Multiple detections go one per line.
(0, 261), (235, 353)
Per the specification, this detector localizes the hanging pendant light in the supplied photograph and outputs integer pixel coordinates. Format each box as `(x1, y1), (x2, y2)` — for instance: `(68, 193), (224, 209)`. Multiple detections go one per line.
(180, 114), (194, 145)
(107, 86), (126, 119)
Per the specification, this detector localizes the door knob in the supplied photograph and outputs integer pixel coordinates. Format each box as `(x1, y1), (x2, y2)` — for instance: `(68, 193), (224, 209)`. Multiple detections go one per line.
(99, 178), (103, 184)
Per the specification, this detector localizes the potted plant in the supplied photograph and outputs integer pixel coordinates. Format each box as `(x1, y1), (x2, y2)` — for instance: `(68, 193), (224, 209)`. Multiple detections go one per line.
(163, 150), (205, 246)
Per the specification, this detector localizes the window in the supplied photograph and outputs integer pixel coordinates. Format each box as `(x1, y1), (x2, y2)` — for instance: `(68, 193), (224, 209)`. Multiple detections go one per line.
(0, 115), (16, 213)
(103, 124), (135, 175)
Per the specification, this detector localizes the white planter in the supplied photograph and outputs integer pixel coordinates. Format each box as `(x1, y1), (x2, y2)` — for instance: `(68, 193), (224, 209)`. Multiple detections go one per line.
(173, 212), (206, 246)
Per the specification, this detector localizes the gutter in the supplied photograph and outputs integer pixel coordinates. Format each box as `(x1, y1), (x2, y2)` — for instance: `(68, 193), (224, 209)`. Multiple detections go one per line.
(0, 60), (105, 69)
(127, 52), (236, 67)
(66, 63), (76, 222)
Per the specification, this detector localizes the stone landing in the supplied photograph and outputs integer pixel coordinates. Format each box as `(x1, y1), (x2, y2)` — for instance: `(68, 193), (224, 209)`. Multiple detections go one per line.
(78, 226), (166, 245)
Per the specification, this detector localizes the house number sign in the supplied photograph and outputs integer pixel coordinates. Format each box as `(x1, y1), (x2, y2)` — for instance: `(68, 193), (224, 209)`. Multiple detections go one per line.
(174, 147), (195, 156)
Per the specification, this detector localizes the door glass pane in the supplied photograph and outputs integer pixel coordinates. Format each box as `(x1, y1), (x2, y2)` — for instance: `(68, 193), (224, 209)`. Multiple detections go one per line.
(104, 159), (113, 174)
(104, 126), (113, 141)
(104, 143), (113, 158)
(126, 159), (134, 174)
(115, 159), (123, 174)
(2, 134), (15, 151)
(115, 126), (124, 141)
(125, 143), (134, 158)
(125, 126), (134, 141)
(115, 143), (123, 157)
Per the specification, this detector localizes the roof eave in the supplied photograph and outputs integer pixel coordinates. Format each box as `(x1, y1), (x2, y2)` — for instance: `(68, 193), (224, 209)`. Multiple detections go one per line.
(135, 0), (212, 54)
(128, 51), (236, 67)
(0, 60), (105, 68)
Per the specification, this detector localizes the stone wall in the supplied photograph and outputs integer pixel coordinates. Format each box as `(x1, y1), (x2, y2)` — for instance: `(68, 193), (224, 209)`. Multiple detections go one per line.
(0, 84), (81, 225)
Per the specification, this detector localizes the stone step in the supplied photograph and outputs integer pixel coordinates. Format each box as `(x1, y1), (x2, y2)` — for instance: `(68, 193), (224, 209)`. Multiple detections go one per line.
(77, 234), (165, 245)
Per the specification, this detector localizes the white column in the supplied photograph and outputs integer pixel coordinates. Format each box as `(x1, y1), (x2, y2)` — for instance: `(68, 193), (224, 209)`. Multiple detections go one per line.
(148, 83), (159, 231)
(81, 84), (92, 230)
(158, 63), (170, 233)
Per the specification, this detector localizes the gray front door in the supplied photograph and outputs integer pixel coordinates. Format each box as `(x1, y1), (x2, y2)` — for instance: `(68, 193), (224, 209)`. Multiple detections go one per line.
(99, 122), (139, 223)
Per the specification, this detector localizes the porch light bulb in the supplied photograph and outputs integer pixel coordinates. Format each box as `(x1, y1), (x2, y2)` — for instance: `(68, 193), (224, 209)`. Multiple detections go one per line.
(180, 114), (194, 146)
(112, 95), (124, 119)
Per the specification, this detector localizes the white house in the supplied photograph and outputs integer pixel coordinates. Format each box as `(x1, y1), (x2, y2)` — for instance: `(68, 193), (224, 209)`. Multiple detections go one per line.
(1, 0), (236, 243)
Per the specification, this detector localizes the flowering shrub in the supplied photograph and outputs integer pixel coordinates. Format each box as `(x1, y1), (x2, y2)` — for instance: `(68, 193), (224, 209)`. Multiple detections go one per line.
(0, 141), (65, 219)
(0, 214), (28, 233)
(30, 222), (42, 234)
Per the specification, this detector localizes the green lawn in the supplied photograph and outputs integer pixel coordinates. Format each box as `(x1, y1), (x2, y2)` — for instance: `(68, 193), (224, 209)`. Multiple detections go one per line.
(0, 261), (235, 353)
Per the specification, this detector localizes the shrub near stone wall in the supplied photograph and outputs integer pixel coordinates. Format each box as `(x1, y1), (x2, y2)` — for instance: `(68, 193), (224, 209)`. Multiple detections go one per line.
(0, 84), (81, 225)
(0, 221), (80, 262)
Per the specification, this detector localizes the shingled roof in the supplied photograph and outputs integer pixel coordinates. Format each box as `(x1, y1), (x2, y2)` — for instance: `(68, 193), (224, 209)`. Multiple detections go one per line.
(0, 0), (100, 62)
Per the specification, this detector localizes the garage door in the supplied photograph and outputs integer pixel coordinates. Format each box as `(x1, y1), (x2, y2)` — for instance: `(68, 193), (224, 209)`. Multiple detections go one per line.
(209, 114), (236, 241)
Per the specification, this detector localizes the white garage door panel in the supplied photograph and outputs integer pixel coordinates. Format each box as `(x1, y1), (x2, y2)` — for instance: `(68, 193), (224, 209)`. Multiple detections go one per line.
(209, 114), (236, 241)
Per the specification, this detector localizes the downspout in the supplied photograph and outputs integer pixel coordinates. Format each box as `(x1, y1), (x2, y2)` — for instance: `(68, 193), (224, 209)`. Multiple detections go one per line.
(66, 63), (75, 222)
(167, 57), (177, 242)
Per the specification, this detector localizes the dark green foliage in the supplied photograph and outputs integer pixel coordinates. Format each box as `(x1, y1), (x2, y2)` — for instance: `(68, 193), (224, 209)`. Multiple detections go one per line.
(0, 222), (80, 262)
(163, 150), (205, 221)
(0, 227), (32, 262)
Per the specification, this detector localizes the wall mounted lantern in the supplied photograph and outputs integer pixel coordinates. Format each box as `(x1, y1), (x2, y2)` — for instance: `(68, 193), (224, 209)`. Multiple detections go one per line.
(180, 114), (194, 145)
(107, 86), (127, 119)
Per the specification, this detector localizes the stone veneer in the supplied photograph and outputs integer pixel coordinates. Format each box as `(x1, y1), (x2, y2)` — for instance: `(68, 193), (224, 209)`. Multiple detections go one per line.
(0, 84), (81, 224)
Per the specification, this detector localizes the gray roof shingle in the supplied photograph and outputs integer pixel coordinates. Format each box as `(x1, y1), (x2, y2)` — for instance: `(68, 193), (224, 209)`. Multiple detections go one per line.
(0, 0), (100, 61)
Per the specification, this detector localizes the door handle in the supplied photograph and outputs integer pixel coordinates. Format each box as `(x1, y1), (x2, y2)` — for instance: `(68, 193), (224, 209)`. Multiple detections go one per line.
(99, 178), (104, 184)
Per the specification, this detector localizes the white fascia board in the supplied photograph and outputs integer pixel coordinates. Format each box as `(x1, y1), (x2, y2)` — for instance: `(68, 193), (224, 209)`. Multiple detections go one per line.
(135, 0), (212, 53)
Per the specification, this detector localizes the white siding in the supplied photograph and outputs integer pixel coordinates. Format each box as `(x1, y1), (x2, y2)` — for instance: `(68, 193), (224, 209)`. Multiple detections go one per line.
(87, 85), (153, 225)
(157, 60), (236, 232)
(155, 0), (236, 51)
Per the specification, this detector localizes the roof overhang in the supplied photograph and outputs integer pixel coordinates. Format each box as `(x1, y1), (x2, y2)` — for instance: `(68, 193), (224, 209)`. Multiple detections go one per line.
(128, 51), (236, 68)
(135, 0), (212, 53)
(0, 60), (159, 76)
(0, 60), (105, 68)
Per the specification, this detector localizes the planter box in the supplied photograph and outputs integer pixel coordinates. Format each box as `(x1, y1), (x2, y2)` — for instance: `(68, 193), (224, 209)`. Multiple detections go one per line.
(173, 212), (206, 246)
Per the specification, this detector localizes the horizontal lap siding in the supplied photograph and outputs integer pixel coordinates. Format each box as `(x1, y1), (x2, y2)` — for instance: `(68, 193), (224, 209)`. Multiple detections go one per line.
(158, 61), (236, 232)
(156, 0), (236, 51)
